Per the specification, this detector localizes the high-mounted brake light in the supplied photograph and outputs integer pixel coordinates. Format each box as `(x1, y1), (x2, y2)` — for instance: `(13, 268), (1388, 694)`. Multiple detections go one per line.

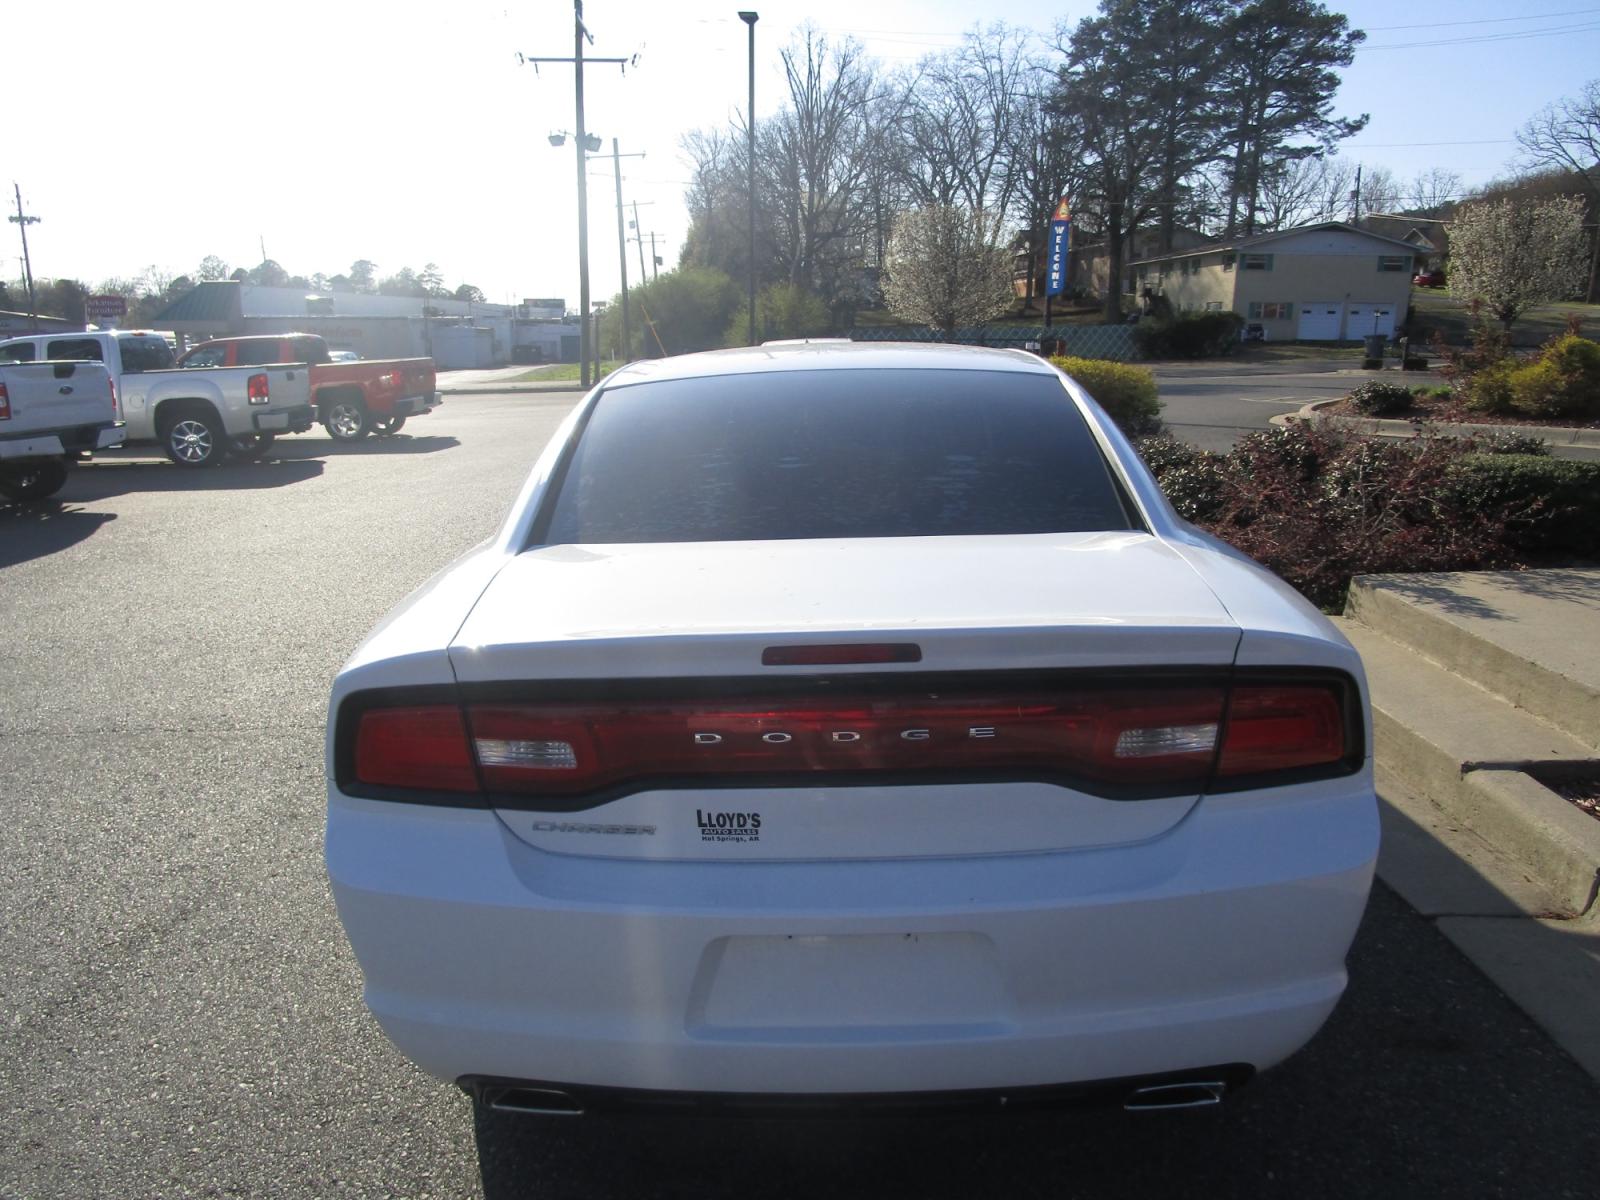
(247, 373), (270, 404)
(763, 644), (922, 666)
(0, 381), (9, 420)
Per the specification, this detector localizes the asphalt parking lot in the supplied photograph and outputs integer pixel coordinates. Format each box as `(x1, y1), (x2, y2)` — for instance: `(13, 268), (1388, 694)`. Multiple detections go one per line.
(2, 392), (1597, 1199)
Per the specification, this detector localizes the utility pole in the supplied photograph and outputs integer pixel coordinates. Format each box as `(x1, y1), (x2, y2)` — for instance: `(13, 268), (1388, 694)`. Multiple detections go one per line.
(1350, 164), (1363, 225)
(10, 184), (40, 333)
(738, 11), (759, 345)
(648, 231), (660, 280)
(520, 3), (633, 389)
(612, 139), (631, 360)
(631, 200), (648, 285)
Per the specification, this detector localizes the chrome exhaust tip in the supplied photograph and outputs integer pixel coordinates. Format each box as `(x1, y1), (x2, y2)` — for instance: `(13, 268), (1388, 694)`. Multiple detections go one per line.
(485, 1086), (586, 1116)
(1123, 1080), (1227, 1112)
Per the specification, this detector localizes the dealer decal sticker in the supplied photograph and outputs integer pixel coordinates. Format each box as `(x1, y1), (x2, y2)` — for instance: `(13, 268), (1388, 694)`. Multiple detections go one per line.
(696, 809), (762, 844)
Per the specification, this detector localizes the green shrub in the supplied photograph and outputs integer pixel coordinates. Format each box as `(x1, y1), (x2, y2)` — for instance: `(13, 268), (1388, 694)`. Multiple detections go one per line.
(1346, 380), (1415, 416)
(723, 282), (831, 347)
(1135, 435), (1225, 521)
(1464, 360), (1518, 414)
(1132, 311), (1244, 359)
(1445, 454), (1600, 557)
(1051, 356), (1162, 435)
(1468, 431), (1550, 457)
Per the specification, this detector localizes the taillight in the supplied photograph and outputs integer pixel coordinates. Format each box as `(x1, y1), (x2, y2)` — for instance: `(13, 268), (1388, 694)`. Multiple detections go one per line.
(108, 376), (120, 420)
(339, 675), (1355, 804)
(1217, 684), (1348, 778)
(465, 686), (1228, 797)
(0, 381), (9, 420)
(353, 706), (479, 793)
(247, 372), (270, 404)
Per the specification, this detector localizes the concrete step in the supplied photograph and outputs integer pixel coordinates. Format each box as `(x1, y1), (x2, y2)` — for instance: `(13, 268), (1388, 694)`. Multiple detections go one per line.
(1345, 570), (1600, 752)
(1338, 618), (1600, 915)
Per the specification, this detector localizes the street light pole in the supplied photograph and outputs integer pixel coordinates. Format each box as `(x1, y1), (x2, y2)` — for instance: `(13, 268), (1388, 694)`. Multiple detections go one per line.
(739, 11), (758, 346)
(573, 3), (592, 387)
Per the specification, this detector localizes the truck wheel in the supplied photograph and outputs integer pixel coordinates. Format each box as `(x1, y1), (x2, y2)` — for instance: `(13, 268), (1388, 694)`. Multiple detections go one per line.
(228, 433), (276, 460)
(0, 459), (70, 501)
(372, 415), (406, 436)
(160, 412), (226, 467)
(324, 398), (371, 441)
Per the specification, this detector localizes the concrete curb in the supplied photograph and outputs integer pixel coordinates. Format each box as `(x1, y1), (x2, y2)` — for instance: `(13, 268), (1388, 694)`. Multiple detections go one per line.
(1271, 397), (1600, 447)
(1464, 770), (1600, 915)
(1347, 578), (1600, 751)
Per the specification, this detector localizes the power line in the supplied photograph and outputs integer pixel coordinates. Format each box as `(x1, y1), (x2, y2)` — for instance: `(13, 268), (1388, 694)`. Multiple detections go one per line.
(1360, 20), (1600, 50)
(1364, 7), (1600, 31)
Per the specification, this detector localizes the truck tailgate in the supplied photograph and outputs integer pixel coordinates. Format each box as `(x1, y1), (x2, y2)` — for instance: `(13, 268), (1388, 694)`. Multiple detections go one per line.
(0, 362), (115, 434)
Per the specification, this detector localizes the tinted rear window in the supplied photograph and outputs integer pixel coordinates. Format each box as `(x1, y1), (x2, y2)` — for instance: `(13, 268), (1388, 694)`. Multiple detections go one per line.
(540, 368), (1138, 544)
(118, 336), (175, 373)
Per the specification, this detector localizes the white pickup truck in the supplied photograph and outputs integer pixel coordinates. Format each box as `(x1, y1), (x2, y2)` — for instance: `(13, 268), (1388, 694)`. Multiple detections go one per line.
(0, 329), (315, 467)
(0, 359), (123, 500)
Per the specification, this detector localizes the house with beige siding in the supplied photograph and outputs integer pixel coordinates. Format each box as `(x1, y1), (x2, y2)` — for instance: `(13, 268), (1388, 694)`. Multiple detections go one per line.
(1127, 222), (1419, 340)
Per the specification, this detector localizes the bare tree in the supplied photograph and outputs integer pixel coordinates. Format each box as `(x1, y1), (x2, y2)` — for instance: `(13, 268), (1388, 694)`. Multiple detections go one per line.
(883, 204), (1014, 335)
(1408, 168), (1461, 215)
(1517, 80), (1600, 299)
(1449, 195), (1588, 330)
(1357, 166), (1402, 217)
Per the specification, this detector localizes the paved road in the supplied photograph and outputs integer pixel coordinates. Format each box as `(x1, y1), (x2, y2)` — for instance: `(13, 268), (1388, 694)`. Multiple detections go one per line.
(2, 392), (1597, 1199)
(1152, 361), (1600, 461)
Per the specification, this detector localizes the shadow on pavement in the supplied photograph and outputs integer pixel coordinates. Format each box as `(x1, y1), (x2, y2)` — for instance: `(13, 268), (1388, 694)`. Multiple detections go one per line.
(51, 457), (325, 502)
(270, 434), (461, 458)
(0, 503), (117, 568)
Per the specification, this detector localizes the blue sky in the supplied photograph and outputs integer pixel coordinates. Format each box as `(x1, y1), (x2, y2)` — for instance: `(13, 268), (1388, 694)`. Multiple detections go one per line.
(5, 1), (1597, 306)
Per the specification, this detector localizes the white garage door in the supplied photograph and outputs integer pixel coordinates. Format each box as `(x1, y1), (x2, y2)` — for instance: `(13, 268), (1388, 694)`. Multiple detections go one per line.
(1297, 302), (1342, 340)
(1346, 303), (1396, 338)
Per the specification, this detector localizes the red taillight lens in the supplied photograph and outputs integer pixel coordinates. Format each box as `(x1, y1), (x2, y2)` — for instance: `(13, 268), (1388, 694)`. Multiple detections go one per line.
(466, 687), (1228, 797)
(247, 372), (270, 403)
(0, 381), (10, 420)
(1217, 684), (1347, 777)
(353, 706), (479, 793)
(108, 376), (120, 420)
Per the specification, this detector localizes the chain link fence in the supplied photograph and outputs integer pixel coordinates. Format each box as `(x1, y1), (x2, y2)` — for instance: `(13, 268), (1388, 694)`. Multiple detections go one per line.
(848, 323), (1141, 361)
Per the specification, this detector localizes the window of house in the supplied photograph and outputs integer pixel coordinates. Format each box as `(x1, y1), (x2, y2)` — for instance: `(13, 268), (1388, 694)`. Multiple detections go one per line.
(1378, 255), (1410, 272)
(1204, 301), (1223, 312)
(1222, 254), (1235, 272)
(1247, 301), (1293, 320)
(1242, 253), (1273, 271)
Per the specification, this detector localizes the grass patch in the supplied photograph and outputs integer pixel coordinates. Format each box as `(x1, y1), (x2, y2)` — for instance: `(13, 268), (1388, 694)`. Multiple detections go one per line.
(509, 361), (624, 383)
(1410, 292), (1600, 348)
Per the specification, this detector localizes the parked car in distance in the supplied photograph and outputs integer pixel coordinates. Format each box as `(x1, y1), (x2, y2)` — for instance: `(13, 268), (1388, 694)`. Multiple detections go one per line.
(1412, 269), (1445, 287)
(326, 342), (1379, 1120)
(0, 358), (122, 500)
(0, 329), (314, 467)
(177, 333), (437, 440)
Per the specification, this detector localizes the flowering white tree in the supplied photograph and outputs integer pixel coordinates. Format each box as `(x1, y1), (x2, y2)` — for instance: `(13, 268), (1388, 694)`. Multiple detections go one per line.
(1448, 195), (1588, 330)
(882, 205), (1014, 336)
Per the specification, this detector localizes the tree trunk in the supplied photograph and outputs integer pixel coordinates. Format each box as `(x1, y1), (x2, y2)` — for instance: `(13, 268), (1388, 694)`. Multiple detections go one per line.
(1103, 198), (1126, 324)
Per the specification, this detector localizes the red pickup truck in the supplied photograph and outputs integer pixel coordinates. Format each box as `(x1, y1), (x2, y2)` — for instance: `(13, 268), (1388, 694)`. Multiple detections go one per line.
(177, 334), (439, 441)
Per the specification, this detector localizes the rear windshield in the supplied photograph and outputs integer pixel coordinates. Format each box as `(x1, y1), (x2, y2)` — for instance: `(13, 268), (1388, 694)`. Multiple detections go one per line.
(539, 368), (1139, 544)
(118, 336), (175, 373)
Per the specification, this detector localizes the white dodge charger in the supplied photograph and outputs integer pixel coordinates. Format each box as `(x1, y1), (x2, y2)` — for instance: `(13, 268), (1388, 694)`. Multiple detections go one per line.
(326, 342), (1377, 1117)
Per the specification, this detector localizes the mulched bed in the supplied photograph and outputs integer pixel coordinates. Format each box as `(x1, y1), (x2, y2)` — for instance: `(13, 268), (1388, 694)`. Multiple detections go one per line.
(1324, 390), (1600, 430)
(1527, 769), (1600, 823)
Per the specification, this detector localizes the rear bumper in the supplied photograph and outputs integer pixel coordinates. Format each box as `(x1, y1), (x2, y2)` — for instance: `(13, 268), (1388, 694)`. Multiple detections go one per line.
(253, 405), (314, 434)
(395, 392), (440, 416)
(327, 776), (1378, 1096)
(0, 421), (124, 458)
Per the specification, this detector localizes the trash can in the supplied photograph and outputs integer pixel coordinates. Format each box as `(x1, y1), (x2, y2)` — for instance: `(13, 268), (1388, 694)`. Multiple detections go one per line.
(1363, 334), (1387, 359)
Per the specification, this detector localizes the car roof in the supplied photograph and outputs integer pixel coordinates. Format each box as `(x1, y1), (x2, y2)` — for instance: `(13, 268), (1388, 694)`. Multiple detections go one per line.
(600, 341), (1057, 388)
